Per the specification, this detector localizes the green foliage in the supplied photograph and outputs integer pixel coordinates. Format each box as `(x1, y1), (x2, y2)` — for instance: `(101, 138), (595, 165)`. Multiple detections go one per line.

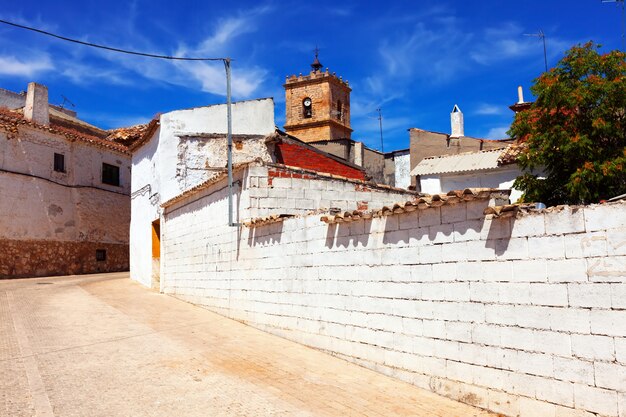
(509, 42), (626, 205)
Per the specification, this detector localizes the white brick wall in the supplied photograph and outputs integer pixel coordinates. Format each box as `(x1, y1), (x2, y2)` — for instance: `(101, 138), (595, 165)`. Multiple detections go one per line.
(161, 184), (626, 417)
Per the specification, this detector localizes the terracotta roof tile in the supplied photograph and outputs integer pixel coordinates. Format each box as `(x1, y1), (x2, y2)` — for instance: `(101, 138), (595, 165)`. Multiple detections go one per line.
(0, 107), (129, 154)
(321, 189), (511, 224)
(107, 124), (150, 146)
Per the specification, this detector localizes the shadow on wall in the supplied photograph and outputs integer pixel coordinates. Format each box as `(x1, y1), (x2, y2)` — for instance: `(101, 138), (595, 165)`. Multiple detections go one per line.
(247, 222), (284, 247)
(325, 220), (372, 249)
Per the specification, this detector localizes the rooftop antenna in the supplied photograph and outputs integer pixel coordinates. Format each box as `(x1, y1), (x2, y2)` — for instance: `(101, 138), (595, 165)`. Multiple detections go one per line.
(602, 0), (625, 51)
(59, 94), (75, 110)
(376, 108), (384, 152)
(524, 29), (548, 72)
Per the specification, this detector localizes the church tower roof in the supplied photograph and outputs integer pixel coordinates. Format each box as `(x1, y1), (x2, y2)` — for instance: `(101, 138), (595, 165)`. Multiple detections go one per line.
(311, 47), (323, 72)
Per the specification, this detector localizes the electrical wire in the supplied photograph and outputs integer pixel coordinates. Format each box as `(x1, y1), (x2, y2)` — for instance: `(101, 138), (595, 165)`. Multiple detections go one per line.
(0, 18), (226, 62)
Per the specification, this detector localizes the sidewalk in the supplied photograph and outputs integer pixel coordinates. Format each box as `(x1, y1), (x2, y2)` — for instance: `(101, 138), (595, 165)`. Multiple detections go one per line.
(0, 273), (496, 416)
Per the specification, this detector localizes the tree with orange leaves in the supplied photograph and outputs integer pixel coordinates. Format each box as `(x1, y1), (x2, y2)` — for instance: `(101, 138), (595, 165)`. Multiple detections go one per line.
(510, 42), (625, 205)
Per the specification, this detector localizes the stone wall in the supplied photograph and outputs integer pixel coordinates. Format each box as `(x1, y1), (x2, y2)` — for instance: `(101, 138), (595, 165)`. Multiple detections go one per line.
(160, 182), (626, 417)
(0, 240), (128, 278)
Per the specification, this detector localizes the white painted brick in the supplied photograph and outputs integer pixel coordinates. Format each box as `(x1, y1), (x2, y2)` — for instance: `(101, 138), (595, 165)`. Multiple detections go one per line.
(619, 393), (626, 417)
(565, 232), (608, 258)
(545, 206), (586, 235)
(507, 372), (541, 398)
(422, 319), (446, 338)
(445, 321), (472, 342)
(528, 235), (566, 259)
(418, 207), (441, 227)
(607, 227), (626, 256)
(472, 323), (501, 346)
(508, 351), (554, 376)
(410, 264), (433, 282)
(511, 213), (545, 237)
(470, 282), (498, 303)
(455, 261), (482, 281)
(488, 388), (520, 416)
(429, 223), (454, 244)
(574, 383), (619, 416)
(398, 211), (418, 230)
(568, 284), (612, 308)
(553, 357), (594, 384)
(485, 304), (517, 326)
(421, 284), (445, 301)
(549, 308), (590, 334)
(443, 282), (470, 302)
(591, 310), (626, 337)
(481, 261), (513, 282)
(555, 405), (596, 417)
(571, 334), (615, 361)
(466, 200), (491, 220)
(533, 329), (571, 356)
(584, 202), (626, 232)
(419, 244), (443, 264)
(547, 259), (588, 283)
(515, 305), (552, 330)
(530, 283), (569, 307)
(595, 362), (626, 391)
(519, 396), (557, 417)
(512, 259), (548, 282)
(441, 242), (468, 262)
(499, 283), (531, 304)
(453, 220), (482, 242)
(441, 204), (466, 224)
(500, 326), (535, 351)
(587, 256), (626, 283)
(612, 284), (626, 309)
(534, 378), (575, 407)
(482, 218), (513, 242)
(464, 239), (497, 261)
(432, 262), (457, 281)
(618, 338), (626, 365)
(496, 237), (529, 260)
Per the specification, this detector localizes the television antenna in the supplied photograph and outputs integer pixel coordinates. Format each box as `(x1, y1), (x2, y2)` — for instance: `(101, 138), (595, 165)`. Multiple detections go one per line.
(524, 29), (548, 72)
(376, 108), (384, 152)
(59, 94), (75, 109)
(602, 0), (625, 51)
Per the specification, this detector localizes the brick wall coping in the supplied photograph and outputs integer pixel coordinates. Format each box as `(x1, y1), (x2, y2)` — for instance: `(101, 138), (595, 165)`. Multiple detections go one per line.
(320, 189), (510, 224)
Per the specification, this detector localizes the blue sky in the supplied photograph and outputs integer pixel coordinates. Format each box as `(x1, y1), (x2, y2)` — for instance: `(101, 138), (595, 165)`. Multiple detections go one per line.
(0, 1), (624, 151)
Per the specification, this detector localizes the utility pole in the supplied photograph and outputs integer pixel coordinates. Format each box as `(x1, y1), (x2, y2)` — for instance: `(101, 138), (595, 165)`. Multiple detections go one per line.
(376, 107), (384, 152)
(224, 58), (238, 227)
(602, 0), (625, 51)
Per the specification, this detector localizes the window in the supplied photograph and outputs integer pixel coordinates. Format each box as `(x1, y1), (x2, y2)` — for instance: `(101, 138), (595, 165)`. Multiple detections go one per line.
(54, 153), (65, 172)
(302, 97), (312, 118)
(336, 100), (343, 121)
(95, 249), (107, 262)
(102, 163), (120, 186)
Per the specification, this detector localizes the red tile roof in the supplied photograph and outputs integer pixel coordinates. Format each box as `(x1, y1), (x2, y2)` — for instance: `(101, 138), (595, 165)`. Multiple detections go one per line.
(0, 107), (129, 154)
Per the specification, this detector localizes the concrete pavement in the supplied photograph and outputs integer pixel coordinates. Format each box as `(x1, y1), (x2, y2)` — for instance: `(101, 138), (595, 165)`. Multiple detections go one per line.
(0, 273), (496, 417)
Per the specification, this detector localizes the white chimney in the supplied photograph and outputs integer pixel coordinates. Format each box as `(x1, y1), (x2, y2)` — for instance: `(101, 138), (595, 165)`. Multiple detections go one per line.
(24, 82), (49, 126)
(450, 104), (464, 138)
(517, 85), (525, 104)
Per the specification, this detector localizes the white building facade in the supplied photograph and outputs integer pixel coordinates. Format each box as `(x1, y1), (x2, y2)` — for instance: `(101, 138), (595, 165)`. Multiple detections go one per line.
(0, 82), (131, 278)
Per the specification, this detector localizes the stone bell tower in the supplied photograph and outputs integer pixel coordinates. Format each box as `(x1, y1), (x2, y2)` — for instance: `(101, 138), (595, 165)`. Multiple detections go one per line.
(283, 50), (352, 143)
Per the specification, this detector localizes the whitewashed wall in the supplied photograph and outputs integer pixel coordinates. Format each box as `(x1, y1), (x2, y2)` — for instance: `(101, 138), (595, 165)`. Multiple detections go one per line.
(0, 128), (130, 242)
(162, 182), (626, 417)
(394, 152), (411, 190)
(130, 99), (276, 287)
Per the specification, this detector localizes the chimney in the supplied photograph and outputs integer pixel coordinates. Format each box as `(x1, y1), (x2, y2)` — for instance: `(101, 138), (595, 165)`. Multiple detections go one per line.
(450, 104), (464, 138)
(517, 85), (525, 103)
(24, 82), (49, 126)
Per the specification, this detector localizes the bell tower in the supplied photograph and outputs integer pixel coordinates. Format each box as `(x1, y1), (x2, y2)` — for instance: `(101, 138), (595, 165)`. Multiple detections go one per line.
(283, 50), (352, 143)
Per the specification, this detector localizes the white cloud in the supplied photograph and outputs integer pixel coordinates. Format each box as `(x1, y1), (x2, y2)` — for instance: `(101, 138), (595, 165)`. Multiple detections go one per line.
(474, 103), (506, 116)
(485, 126), (510, 139)
(0, 55), (53, 77)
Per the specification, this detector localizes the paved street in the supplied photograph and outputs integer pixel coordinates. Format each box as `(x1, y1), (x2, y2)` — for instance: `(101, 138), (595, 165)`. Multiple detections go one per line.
(1, 273), (495, 417)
